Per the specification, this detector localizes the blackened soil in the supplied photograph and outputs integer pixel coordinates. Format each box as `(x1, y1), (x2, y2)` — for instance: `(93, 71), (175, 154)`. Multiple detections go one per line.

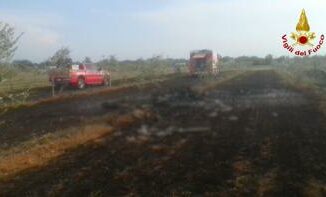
(1, 70), (326, 197)
(0, 75), (194, 149)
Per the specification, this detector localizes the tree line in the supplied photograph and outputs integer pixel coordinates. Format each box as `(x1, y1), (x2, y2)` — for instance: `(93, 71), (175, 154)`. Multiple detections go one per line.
(0, 21), (325, 76)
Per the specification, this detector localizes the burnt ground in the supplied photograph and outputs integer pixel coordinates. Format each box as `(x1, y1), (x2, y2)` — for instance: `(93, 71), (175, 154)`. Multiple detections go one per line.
(0, 74), (192, 149)
(1, 70), (326, 196)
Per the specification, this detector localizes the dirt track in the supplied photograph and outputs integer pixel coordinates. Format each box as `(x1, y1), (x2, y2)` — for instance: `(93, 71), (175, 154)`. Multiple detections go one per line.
(1, 70), (326, 196)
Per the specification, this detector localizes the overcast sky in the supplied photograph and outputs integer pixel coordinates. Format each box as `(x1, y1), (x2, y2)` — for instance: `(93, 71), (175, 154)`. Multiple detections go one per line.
(1, 0), (326, 62)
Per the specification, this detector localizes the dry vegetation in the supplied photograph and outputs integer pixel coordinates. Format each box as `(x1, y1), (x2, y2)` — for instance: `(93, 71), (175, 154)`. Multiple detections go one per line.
(1, 57), (326, 196)
(1, 69), (324, 196)
(275, 65), (326, 115)
(0, 72), (175, 113)
(0, 124), (112, 181)
(0, 108), (153, 181)
(0, 58), (176, 108)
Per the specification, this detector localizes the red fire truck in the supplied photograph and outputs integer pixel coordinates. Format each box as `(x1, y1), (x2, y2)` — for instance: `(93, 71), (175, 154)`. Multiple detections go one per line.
(189, 49), (219, 77)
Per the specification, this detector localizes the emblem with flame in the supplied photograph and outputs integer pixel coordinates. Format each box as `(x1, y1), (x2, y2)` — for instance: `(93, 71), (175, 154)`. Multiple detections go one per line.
(282, 9), (324, 56)
(291, 9), (315, 46)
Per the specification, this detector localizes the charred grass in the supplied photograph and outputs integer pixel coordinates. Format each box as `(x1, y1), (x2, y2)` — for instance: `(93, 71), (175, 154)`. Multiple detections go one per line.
(275, 68), (326, 116)
(0, 108), (154, 182)
(1, 70), (325, 196)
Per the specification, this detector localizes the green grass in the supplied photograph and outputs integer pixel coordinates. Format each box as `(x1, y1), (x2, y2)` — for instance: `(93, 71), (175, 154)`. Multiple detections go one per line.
(0, 72), (49, 94)
(0, 65), (177, 109)
(0, 66), (175, 95)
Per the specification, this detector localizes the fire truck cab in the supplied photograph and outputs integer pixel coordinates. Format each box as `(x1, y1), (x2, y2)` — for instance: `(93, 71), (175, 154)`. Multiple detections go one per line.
(189, 49), (219, 77)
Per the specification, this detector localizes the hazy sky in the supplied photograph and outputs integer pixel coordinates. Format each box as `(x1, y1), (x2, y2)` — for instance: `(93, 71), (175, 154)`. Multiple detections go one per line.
(1, 0), (326, 62)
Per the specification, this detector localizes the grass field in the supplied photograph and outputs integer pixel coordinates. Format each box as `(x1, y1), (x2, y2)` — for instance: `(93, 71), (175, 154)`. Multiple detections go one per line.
(0, 66), (175, 93)
(0, 65), (176, 107)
